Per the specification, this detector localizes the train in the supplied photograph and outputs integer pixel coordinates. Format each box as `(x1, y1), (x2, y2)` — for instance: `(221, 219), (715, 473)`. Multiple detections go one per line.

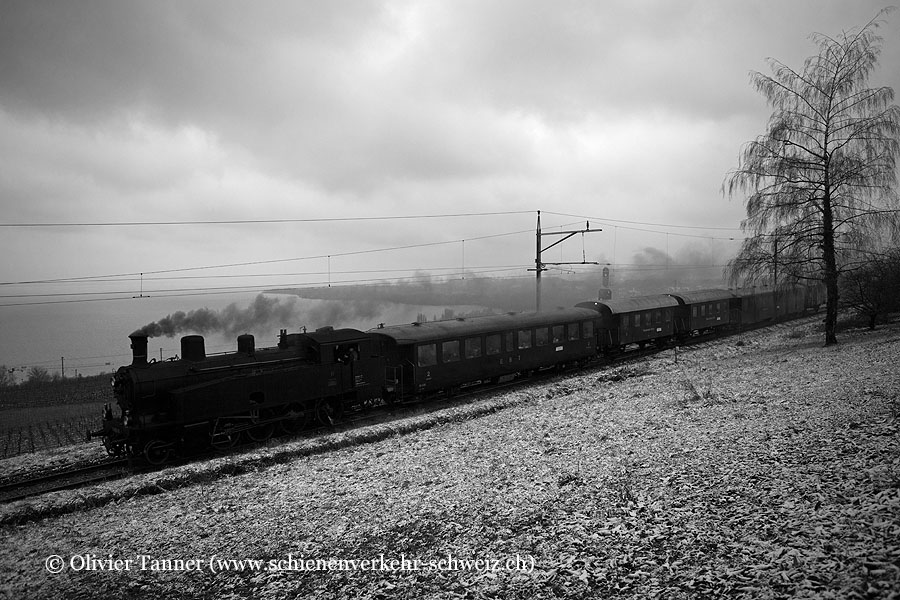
(92, 283), (824, 464)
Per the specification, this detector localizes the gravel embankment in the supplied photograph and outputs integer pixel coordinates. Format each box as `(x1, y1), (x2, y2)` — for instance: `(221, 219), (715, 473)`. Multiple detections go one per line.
(1, 318), (898, 599)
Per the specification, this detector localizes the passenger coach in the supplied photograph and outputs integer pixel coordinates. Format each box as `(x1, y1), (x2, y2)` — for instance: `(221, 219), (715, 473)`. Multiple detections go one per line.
(667, 289), (733, 337)
(577, 295), (679, 352)
(368, 307), (598, 399)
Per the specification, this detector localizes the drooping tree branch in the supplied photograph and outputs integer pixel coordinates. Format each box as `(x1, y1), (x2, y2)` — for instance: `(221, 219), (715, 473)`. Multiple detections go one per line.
(723, 9), (900, 345)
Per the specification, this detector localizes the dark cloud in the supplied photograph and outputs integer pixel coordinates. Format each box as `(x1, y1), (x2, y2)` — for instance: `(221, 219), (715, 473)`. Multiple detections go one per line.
(0, 1), (381, 119)
(0, 0), (897, 282)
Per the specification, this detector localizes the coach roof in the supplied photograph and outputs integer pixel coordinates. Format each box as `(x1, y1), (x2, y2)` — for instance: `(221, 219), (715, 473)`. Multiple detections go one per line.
(667, 289), (736, 304)
(576, 294), (679, 315)
(368, 307), (597, 345)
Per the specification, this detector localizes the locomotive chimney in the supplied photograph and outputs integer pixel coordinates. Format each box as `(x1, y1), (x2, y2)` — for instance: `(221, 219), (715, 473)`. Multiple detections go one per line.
(237, 334), (255, 355)
(181, 335), (206, 362)
(129, 332), (149, 366)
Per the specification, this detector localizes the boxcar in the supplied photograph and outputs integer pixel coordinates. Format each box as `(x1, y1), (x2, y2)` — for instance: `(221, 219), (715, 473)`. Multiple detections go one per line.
(368, 308), (598, 398)
(577, 295), (679, 352)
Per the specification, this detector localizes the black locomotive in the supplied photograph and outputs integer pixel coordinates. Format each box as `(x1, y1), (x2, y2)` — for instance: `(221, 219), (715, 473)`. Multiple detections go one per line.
(93, 283), (823, 464)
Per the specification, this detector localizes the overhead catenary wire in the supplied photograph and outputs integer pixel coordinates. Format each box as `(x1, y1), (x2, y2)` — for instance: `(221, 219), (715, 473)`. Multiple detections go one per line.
(1, 210), (746, 309)
(0, 266), (537, 307)
(0, 262), (732, 307)
(542, 210), (743, 231)
(2, 214), (743, 288)
(0, 210), (537, 228)
(0, 224), (541, 286)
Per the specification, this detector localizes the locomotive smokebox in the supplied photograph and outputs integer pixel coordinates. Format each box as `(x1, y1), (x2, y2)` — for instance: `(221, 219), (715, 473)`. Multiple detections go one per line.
(237, 334), (255, 355)
(181, 335), (206, 362)
(129, 332), (149, 366)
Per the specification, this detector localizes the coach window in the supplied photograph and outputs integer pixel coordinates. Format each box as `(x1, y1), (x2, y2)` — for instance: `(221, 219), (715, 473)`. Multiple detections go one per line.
(552, 325), (565, 343)
(701, 305), (707, 317)
(692, 306), (698, 317)
(582, 321), (594, 338)
(517, 329), (532, 350)
(441, 340), (460, 363)
(655, 310), (661, 324)
(486, 334), (501, 355)
(465, 337), (482, 359)
(567, 323), (580, 341)
(504, 332), (514, 353)
(643, 313), (651, 327)
(417, 344), (437, 367)
(535, 327), (549, 347)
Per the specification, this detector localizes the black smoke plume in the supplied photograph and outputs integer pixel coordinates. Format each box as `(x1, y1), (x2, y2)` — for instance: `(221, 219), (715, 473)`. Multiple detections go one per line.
(133, 294), (379, 338)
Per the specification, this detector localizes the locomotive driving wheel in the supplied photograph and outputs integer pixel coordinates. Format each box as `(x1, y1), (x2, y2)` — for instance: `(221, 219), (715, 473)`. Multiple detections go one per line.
(279, 403), (310, 434)
(210, 420), (239, 451)
(143, 439), (173, 466)
(246, 409), (276, 443)
(315, 398), (341, 427)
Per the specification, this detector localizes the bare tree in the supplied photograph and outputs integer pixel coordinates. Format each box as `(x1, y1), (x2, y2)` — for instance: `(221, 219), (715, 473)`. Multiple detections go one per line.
(840, 247), (900, 329)
(26, 365), (52, 385)
(724, 10), (900, 345)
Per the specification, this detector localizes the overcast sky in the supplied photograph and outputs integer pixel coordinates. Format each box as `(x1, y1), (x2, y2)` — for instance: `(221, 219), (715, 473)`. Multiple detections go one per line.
(1, 0), (899, 304)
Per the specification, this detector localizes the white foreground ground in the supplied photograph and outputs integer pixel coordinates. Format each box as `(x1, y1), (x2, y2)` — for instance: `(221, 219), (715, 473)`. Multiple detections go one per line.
(1, 317), (898, 599)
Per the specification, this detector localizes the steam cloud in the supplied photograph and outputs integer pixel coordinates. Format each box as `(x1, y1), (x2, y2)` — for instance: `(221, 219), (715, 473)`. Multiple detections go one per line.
(134, 294), (380, 338)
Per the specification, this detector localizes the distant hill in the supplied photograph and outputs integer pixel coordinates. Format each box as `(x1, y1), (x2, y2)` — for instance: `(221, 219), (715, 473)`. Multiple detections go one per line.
(270, 270), (726, 314)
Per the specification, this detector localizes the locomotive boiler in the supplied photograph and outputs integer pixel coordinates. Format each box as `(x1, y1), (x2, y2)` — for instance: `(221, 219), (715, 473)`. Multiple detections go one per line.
(94, 327), (382, 464)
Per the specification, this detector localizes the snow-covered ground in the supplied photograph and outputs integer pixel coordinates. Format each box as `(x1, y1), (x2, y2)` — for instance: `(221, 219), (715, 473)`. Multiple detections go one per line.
(1, 317), (898, 599)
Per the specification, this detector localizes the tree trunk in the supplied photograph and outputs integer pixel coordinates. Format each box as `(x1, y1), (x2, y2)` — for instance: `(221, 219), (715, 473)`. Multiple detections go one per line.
(822, 190), (839, 345)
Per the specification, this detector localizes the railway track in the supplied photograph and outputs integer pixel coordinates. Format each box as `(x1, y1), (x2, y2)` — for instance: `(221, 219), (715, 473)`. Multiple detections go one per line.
(0, 460), (131, 504)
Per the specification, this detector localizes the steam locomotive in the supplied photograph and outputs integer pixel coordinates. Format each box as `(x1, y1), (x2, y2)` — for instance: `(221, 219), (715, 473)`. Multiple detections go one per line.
(93, 284), (823, 464)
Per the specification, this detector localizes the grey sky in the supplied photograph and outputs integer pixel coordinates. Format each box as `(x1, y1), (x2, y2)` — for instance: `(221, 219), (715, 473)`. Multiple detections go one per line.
(1, 0), (898, 300)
